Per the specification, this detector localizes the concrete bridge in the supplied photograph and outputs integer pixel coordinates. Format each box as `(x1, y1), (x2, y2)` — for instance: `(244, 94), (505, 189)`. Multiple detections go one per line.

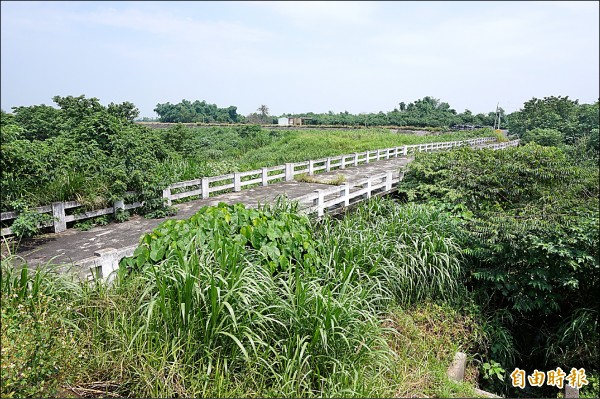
(3, 138), (519, 280)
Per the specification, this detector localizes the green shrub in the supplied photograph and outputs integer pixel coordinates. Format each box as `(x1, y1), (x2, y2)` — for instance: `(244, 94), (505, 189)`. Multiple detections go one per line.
(521, 127), (563, 146)
(0, 264), (85, 398)
(10, 201), (55, 238)
(114, 208), (130, 223)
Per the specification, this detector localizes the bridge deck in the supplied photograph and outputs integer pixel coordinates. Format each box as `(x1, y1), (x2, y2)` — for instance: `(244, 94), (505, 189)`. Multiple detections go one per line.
(10, 157), (410, 268)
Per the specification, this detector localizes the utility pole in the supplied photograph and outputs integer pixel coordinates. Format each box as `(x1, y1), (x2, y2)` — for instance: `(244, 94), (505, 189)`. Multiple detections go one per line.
(493, 103), (501, 130)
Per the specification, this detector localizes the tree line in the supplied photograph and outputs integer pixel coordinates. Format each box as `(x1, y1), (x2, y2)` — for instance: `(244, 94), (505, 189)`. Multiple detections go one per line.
(152, 96), (501, 127)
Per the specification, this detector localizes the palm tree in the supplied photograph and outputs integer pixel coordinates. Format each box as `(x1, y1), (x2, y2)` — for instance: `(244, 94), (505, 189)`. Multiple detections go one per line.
(257, 105), (270, 123)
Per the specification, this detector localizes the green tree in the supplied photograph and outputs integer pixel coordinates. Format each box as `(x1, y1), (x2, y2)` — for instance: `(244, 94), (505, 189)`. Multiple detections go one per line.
(400, 144), (599, 378)
(11, 104), (62, 141)
(520, 128), (563, 146)
(506, 96), (598, 145)
(107, 101), (140, 121)
(257, 105), (270, 124)
(154, 99), (241, 123)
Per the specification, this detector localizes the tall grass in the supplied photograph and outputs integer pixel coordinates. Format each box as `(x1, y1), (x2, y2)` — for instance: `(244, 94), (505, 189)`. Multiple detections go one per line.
(315, 197), (465, 306)
(237, 128), (489, 169)
(0, 260), (86, 397)
(62, 200), (394, 397)
(1, 198), (478, 397)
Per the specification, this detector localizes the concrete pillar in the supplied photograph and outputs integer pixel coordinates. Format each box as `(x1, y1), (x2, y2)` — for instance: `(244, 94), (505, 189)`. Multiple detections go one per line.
(340, 156), (346, 169)
(52, 202), (66, 233)
(354, 153), (359, 166)
(113, 199), (125, 216)
(376, 149), (381, 160)
(403, 145), (408, 156)
(343, 183), (350, 206)
(565, 385), (579, 398)
(325, 158), (331, 172)
(316, 189), (324, 217)
(385, 171), (393, 191)
(262, 167), (268, 186)
(308, 160), (314, 175)
(447, 352), (467, 382)
(285, 163), (293, 181)
(234, 172), (241, 192)
(202, 177), (210, 199)
(94, 248), (118, 283)
(162, 188), (171, 207)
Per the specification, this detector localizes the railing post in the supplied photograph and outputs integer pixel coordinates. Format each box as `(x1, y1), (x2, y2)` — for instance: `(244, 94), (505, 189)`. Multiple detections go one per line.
(162, 188), (171, 207)
(447, 352), (467, 382)
(316, 189), (324, 217)
(262, 167), (268, 186)
(365, 151), (370, 164)
(403, 145), (408, 156)
(354, 153), (359, 166)
(340, 156), (346, 169)
(385, 171), (393, 191)
(385, 148), (390, 159)
(234, 172), (241, 192)
(93, 248), (120, 283)
(113, 199), (125, 216)
(376, 149), (381, 160)
(343, 183), (350, 206)
(285, 163), (293, 181)
(325, 158), (331, 172)
(363, 179), (371, 199)
(308, 160), (314, 175)
(202, 177), (209, 199)
(52, 202), (66, 233)
(565, 384), (579, 398)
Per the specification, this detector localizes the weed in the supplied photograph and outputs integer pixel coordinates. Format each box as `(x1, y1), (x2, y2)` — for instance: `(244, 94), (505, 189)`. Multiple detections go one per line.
(296, 174), (346, 185)
(9, 200), (55, 238)
(114, 208), (130, 223)
(0, 261), (86, 398)
(74, 215), (110, 231)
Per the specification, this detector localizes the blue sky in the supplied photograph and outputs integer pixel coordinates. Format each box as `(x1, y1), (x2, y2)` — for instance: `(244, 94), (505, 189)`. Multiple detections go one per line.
(1, 1), (598, 118)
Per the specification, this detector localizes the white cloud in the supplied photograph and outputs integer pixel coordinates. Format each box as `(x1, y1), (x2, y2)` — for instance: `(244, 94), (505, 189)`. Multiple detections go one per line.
(78, 8), (273, 44)
(243, 1), (377, 29)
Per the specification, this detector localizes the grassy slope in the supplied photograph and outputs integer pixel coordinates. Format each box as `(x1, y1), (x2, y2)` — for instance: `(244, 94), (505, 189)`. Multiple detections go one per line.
(237, 128), (488, 169)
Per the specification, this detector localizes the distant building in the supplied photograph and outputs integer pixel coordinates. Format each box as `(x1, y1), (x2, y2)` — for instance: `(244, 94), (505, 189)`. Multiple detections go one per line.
(278, 117), (312, 126)
(450, 124), (485, 131)
(289, 117), (303, 126)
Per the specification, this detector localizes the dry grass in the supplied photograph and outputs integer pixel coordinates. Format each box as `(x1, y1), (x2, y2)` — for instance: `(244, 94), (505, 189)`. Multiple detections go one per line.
(382, 302), (485, 398)
(295, 173), (346, 185)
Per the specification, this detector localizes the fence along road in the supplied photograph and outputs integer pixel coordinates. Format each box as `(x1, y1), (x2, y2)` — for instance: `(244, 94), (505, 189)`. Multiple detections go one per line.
(3, 138), (519, 281)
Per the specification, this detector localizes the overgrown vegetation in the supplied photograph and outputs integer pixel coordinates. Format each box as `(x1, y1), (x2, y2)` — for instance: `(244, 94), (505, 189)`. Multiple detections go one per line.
(2, 94), (597, 398)
(399, 142), (599, 397)
(1, 199), (481, 398)
(1, 95), (488, 217)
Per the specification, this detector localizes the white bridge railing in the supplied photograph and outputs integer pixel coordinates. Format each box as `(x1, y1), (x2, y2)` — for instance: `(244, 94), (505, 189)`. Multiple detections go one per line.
(296, 171), (399, 217)
(59, 139), (521, 282)
(161, 137), (496, 205)
(1, 137), (508, 237)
